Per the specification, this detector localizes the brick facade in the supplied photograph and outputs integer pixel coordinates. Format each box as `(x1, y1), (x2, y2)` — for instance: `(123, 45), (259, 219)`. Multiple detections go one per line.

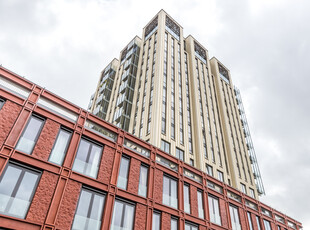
(0, 66), (303, 230)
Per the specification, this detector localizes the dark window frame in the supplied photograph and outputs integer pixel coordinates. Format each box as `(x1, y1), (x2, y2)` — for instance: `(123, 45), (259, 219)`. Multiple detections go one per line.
(111, 198), (136, 229)
(138, 163), (149, 197)
(0, 161), (41, 218)
(16, 114), (45, 154)
(72, 136), (104, 178)
(163, 174), (178, 209)
(117, 155), (131, 190)
(72, 186), (106, 230)
(48, 126), (72, 166)
(0, 98), (5, 110)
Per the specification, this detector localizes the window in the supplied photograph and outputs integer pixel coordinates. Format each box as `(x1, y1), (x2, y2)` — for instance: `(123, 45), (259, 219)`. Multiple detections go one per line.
(110, 199), (135, 230)
(152, 211), (161, 230)
(197, 190), (204, 219)
(185, 222), (198, 230)
(217, 170), (224, 182)
(263, 220), (272, 230)
(161, 140), (170, 153)
(183, 184), (190, 213)
(241, 183), (246, 194)
(163, 175), (178, 209)
(171, 217), (178, 230)
(247, 212), (254, 230)
(189, 159), (194, 166)
(16, 115), (45, 154)
(138, 165), (148, 197)
(117, 156), (130, 190)
(206, 164), (213, 177)
(49, 128), (71, 165)
(0, 98), (5, 110)
(249, 188), (255, 198)
(175, 148), (184, 161)
(208, 195), (221, 225)
(72, 188), (105, 230)
(0, 162), (40, 218)
(72, 138), (103, 178)
(256, 216), (262, 230)
(229, 205), (241, 230)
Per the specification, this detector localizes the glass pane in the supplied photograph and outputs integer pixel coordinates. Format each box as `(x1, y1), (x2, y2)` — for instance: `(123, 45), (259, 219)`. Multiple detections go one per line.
(0, 166), (22, 213)
(73, 139), (90, 175)
(171, 218), (178, 230)
(138, 166), (148, 197)
(183, 185), (190, 213)
(9, 171), (39, 218)
(117, 157), (130, 190)
(197, 191), (204, 218)
(73, 139), (102, 179)
(111, 200), (124, 229)
(86, 145), (102, 178)
(49, 129), (71, 165)
(16, 116), (44, 154)
(123, 202), (134, 229)
(90, 194), (105, 220)
(152, 212), (161, 230)
(162, 176), (169, 206)
(170, 179), (177, 209)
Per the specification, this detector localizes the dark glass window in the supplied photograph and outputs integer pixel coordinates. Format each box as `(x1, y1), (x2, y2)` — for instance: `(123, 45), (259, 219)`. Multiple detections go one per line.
(138, 165), (148, 197)
(163, 175), (178, 209)
(0, 98), (5, 110)
(229, 205), (241, 230)
(263, 219), (272, 230)
(171, 217), (178, 230)
(197, 190), (204, 219)
(117, 156), (130, 190)
(0, 163), (40, 218)
(72, 188), (105, 230)
(247, 212), (254, 230)
(16, 115), (45, 154)
(49, 128), (71, 165)
(175, 148), (184, 161)
(72, 138), (103, 178)
(185, 222), (198, 230)
(183, 184), (190, 213)
(110, 199), (135, 230)
(152, 211), (161, 230)
(256, 216), (262, 230)
(160, 140), (170, 154)
(206, 164), (213, 177)
(208, 195), (221, 225)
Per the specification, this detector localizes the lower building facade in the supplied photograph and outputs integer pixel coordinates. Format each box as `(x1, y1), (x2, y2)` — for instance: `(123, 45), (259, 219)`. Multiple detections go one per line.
(0, 66), (302, 230)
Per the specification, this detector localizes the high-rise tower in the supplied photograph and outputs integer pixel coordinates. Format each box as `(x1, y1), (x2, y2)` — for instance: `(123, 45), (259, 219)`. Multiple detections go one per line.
(88, 10), (264, 199)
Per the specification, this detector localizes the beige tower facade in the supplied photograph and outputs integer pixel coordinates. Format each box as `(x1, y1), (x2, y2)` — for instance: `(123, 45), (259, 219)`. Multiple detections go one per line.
(88, 10), (264, 198)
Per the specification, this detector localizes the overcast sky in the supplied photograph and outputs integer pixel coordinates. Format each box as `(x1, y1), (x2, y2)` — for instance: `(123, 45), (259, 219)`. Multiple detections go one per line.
(1, 0), (309, 228)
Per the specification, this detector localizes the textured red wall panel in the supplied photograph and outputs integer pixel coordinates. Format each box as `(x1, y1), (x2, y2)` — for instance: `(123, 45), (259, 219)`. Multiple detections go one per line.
(134, 203), (147, 230)
(239, 208), (247, 230)
(55, 180), (81, 229)
(190, 185), (198, 217)
(0, 101), (22, 147)
(26, 171), (59, 224)
(161, 212), (170, 230)
(219, 198), (229, 228)
(97, 145), (115, 184)
(154, 169), (163, 203)
(32, 119), (60, 161)
(127, 158), (141, 195)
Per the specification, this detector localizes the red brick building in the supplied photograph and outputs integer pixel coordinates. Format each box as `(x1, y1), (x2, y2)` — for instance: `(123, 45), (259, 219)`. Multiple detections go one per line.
(0, 66), (302, 230)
